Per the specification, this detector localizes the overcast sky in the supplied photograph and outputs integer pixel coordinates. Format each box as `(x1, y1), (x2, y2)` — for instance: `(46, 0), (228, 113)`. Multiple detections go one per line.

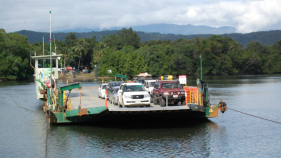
(1, 0), (281, 33)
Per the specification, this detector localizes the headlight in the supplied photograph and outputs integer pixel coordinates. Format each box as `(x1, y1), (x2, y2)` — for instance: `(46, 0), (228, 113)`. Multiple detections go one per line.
(171, 92), (173, 95)
(123, 95), (131, 98)
(163, 92), (169, 96)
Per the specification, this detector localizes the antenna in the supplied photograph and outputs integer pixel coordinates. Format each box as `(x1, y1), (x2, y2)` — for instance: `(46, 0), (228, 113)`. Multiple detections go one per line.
(53, 34), (57, 54)
(49, 10), (53, 106)
(43, 36), (45, 67)
(43, 36), (44, 55)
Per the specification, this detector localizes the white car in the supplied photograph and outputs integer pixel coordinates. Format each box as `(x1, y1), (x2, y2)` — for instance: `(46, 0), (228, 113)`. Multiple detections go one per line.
(98, 84), (108, 99)
(144, 80), (156, 95)
(117, 83), (150, 107)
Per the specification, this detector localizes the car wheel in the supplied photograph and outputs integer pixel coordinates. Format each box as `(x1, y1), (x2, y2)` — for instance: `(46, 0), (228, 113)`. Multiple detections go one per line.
(122, 99), (125, 108)
(160, 97), (166, 107)
(153, 94), (159, 105)
(98, 93), (100, 98)
(150, 96), (153, 103)
(117, 98), (121, 107)
(174, 102), (178, 105)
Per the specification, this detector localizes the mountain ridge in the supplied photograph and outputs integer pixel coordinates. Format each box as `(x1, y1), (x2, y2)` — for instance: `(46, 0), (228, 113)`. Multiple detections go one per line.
(53, 24), (236, 35)
(16, 29), (281, 47)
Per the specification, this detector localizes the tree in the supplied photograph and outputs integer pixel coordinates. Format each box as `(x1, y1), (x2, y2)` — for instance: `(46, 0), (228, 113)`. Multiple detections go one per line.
(101, 34), (121, 50)
(74, 38), (89, 70)
(91, 42), (107, 65)
(117, 28), (140, 49)
(65, 33), (77, 47)
(0, 30), (31, 80)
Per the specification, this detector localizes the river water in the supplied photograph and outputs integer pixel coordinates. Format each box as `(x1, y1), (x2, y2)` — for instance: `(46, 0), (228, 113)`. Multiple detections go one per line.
(0, 75), (281, 157)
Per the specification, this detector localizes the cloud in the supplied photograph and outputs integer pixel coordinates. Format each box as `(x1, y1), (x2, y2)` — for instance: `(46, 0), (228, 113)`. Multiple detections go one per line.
(0, 0), (281, 33)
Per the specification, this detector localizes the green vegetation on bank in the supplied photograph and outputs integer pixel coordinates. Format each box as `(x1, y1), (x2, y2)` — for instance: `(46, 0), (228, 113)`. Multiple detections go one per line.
(0, 29), (32, 80)
(1, 28), (281, 80)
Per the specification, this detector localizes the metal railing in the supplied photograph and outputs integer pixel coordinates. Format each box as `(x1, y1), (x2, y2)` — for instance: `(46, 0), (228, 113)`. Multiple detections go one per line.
(183, 86), (203, 106)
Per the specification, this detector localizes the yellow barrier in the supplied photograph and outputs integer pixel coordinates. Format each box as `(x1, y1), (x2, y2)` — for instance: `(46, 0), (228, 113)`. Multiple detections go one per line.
(63, 91), (72, 110)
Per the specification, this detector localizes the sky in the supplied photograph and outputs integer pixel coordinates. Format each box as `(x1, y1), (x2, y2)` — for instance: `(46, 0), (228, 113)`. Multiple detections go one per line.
(1, 0), (281, 33)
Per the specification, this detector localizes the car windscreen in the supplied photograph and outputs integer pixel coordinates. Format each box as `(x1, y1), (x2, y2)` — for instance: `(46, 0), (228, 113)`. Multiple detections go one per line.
(114, 88), (119, 93)
(148, 82), (155, 87)
(102, 85), (107, 89)
(138, 80), (145, 84)
(124, 85), (145, 92)
(111, 83), (122, 87)
(161, 83), (182, 88)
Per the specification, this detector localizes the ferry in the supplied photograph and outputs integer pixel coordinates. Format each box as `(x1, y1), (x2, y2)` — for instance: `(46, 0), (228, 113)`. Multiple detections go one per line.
(31, 55), (227, 124)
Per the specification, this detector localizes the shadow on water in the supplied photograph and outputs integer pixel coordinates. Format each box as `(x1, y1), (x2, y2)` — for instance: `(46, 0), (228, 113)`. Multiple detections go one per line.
(46, 119), (221, 157)
(49, 118), (215, 130)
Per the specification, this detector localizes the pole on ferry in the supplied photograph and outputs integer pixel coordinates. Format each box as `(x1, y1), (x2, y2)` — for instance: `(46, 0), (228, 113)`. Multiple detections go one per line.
(200, 54), (202, 80)
(49, 10), (53, 106)
(43, 36), (45, 67)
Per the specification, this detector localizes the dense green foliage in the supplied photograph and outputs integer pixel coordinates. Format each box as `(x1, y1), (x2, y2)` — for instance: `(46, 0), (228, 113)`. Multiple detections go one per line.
(16, 30), (281, 47)
(1, 28), (281, 80)
(98, 34), (281, 76)
(0, 29), (32, 80)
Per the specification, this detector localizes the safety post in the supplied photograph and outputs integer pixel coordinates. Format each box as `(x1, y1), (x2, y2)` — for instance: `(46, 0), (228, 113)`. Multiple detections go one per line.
(76, 81), (78, 90)
(105, 90), (107, 107)
(190, 89), (192, 103)
(66, 80), (68, 86)
(102, 78), (104, 84)
(185, 91), (188, 106)
(166, 95), (168, 107)
(63, 91), (70, 110)
(196, 88), (200, 105)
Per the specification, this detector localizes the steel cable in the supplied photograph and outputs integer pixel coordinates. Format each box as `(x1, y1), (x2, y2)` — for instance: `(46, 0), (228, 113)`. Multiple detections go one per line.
(228, 107), (281, 125)
(45, 112), (49, 158)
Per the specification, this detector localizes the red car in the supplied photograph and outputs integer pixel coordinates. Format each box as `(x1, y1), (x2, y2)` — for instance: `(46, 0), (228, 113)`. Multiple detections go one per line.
(152, 80), (185, 107)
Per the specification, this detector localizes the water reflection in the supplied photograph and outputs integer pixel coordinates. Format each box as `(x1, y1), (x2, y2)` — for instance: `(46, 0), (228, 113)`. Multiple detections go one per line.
(46, 120), (225, 157)
(1, 75), (281, 157)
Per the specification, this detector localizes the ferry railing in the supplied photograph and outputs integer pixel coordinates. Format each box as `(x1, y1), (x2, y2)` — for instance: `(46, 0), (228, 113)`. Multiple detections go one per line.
(62, 91), (72, 110)
(58, 82), (82, 112)
(184, 86), (203, 106)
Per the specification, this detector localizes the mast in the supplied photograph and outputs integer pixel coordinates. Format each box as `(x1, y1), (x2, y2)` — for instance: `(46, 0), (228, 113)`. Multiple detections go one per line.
(49, 11), (53, 106)
(200, 54), (202, 80)
(43, 36), (45, 67)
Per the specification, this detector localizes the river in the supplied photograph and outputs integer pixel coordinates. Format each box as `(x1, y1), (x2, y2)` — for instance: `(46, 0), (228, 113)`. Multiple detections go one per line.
(0, 75), (281, 157)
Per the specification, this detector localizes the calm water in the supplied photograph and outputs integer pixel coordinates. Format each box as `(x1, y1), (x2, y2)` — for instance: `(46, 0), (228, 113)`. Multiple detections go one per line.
(1, 75), (281, 157)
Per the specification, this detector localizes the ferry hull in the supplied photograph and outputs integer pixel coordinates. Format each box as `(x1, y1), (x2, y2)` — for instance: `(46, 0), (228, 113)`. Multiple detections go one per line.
(48, 108), (217, 123)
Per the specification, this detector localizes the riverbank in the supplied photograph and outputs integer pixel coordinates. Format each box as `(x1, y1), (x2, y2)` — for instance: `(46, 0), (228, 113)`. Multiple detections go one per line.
(58, 73), (114, 80)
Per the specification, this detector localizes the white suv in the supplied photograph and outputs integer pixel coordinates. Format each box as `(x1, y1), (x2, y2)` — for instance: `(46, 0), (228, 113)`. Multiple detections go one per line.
(117, 83), (150, 107)
(98, 83), (108, 99)
(144, 80), (156, 95)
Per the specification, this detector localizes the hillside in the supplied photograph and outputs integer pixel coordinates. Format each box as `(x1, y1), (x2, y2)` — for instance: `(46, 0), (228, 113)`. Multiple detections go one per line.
(55, 24), (236, 35)
(16, 30), (281, 47)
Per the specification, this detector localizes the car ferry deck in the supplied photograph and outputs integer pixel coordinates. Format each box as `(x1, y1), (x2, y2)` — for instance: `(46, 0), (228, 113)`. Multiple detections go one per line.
(47, 85), (221, 123)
